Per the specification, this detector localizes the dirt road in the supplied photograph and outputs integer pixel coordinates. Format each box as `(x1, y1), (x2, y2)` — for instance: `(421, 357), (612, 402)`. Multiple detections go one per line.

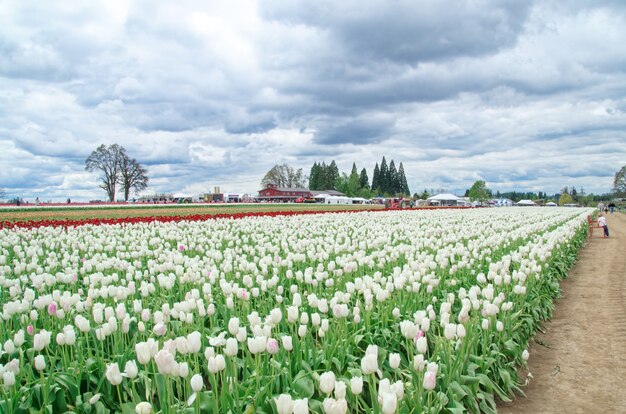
(500, 212), (626, 414)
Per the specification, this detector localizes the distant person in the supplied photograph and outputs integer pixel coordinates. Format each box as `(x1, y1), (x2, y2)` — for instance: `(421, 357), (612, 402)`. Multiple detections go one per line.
(598, 202), (604, 212)
(16, 198), (20, 206)
(67, 198), (71, 204)
(598, 213), (609, 238)
(608, 202), (615, 214)
(35, 197), (40, 206)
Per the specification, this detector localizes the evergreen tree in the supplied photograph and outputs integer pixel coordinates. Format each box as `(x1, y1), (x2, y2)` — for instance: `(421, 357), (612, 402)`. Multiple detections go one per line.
(308, 162), (319, 190)
(388, 160), (398, 195)
(359, 168), (370, 189)
(379, 157), (388, 194)
(328, 160), (340, 190)
(319, 162), (328, 190)
(347, 165), (360, 196)
(351, 163), (358, 177)
(372, 163), (380, 192)
(398, 162), (410, 195)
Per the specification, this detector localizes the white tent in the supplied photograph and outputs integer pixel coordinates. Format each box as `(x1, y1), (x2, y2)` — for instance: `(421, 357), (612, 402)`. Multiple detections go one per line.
(351, 197), (368, 204)
(546, 201), (557, 207)
(325, 196), (351, 205)
(516, 199), (536, 206)
(427, 193), (462, 206)
(494, 198), (514, 207)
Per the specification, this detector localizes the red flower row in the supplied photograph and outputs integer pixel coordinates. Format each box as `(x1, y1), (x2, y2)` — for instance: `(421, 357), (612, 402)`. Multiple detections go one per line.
(0, 206), (473, 231)
(0, 209), (369, 230)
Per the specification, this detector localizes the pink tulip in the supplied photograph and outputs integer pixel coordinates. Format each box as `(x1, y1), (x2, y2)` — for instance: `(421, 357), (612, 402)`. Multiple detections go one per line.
(267, 338), (280, 355)
(423, 371), (436, 390)
(48, 303), (57, 316)
(27, 325), (34, 335)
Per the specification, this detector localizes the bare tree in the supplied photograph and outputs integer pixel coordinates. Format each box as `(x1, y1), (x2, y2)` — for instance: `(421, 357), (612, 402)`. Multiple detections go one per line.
(85, 144), (124, 201)
(0, 187), (5, 199)
(119, 151), (149, 201)
(86, 144), (150, 202)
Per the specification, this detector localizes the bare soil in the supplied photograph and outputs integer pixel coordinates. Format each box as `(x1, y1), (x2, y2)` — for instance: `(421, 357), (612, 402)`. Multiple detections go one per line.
(500, 212), (626, 414)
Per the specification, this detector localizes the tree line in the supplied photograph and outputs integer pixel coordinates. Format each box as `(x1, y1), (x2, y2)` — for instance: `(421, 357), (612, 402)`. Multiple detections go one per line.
(309, 157), (410, 197)
(85, 144), (149, 202)
(371, 157), (410, 196)
(261, 157), (411, 198)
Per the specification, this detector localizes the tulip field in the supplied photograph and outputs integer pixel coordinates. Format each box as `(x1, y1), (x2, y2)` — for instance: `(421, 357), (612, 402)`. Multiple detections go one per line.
(0, 207), (591, 413)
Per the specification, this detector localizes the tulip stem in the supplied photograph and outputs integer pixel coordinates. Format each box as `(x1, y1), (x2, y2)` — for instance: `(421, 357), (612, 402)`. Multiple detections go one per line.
(210, 373), (219, 414)
(116, 384), (123, 407)
(231, 360), (240, 412)
(368, 374), (380, 414)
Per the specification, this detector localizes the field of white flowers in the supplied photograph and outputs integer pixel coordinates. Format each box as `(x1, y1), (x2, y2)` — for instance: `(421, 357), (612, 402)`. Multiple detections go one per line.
(0, 208), (591, 414)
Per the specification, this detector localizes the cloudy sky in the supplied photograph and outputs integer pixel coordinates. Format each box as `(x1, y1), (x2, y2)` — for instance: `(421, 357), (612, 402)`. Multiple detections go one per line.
(1, 0), (625, 201)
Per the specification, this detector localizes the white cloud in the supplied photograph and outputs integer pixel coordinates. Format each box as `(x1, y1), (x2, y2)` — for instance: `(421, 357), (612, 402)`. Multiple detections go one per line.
(1, 0), (625, 200)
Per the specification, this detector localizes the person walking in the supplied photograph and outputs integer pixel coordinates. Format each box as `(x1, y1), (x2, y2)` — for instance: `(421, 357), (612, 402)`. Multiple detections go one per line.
(598, 201), (604, 212)
(598, 213), (609, 238)
(608, 202), (616, 214)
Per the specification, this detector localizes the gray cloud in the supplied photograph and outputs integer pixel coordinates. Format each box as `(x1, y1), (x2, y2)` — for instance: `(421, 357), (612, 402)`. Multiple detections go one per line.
(1, 0), (625, 201)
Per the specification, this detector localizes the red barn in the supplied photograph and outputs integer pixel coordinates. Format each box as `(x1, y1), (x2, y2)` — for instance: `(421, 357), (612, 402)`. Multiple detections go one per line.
(257, 184), (312, 202)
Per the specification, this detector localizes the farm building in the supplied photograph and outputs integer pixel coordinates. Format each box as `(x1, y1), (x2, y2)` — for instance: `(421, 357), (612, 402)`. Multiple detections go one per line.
(257, 184), (312, 202)
(257, 185), (345, 202)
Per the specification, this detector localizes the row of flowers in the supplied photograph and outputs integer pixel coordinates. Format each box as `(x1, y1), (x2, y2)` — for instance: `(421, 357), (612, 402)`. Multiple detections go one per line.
(0, 208), (589, 413)
(0, 208), (382, 230)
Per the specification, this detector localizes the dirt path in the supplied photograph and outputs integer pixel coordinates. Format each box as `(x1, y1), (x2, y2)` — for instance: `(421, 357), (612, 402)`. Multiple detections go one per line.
(499, 212), (626, 414)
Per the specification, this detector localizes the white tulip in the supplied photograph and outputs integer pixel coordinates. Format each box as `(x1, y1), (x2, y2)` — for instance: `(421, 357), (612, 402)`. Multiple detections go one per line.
(135, 342), (152, 365)
(319, 371), (335, 395)
(274, 394), (294, 414)
(135, 402), (153, 414)
(3, 371), (16, 387)
(389, 353), (401, 369)
(334, 380), (347, 399)
(120, 360), (136, 380)
(190, 374), (204, 392)
(350, 376), (363, 394)
(105, 362), (123, 386)
(293, 398), (309, 414)
(281, 335), (293, 352)
(224, 338), (238, 357)
(34, 355), (46, 371)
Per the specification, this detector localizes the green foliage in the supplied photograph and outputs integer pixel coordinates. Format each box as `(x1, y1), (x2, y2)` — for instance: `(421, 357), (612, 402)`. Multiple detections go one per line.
(308, 162), (320, 190)
(371, 163), (380, 192)
(614, 165), (626, 196)
(558, 193), (574, 205)
(468, 180), (490, 202)
(388, 160), (398, 195)
(398, 162), (410, 196)
(379, 157), (389, 194)
(359, 168), (370, 190)
(308, 161), (341, 190)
